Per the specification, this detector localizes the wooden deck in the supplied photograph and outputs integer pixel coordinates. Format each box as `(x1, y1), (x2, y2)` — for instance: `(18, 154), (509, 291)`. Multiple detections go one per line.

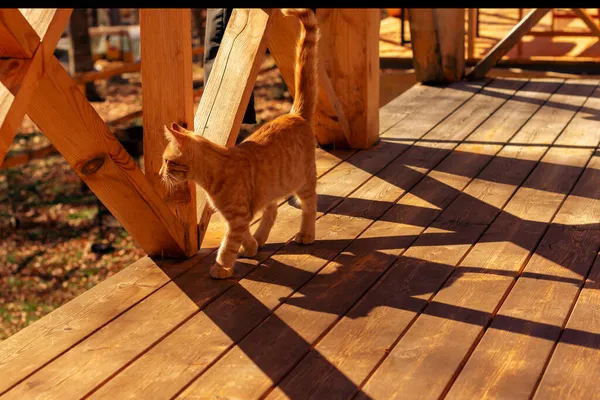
(380, 8), (600, 64)
(2, 77), (600, 399)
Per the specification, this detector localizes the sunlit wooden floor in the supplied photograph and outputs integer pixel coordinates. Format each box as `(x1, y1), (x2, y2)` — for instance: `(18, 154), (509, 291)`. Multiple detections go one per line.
(380, 8), (600, 63)
(1, 77), (600, 399)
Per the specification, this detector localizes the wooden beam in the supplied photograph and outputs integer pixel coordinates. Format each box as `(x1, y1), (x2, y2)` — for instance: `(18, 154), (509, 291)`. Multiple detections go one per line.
(468, 8), (476, 60)
(140, 9), (198, 257)
(193, 8), (271, 246)
(267, 9), (351, 148)
(572, 8), (600, 39)
(0, 53), (43, 164)
(19, 9), (72, 60)
(0, 10), (69, 165)
(0, 9), (40, 58)
(26, 57), (187, 258)
(466, 8), (551, 80)
(316, 8), (380, 149)
(409, 8), (465, 83)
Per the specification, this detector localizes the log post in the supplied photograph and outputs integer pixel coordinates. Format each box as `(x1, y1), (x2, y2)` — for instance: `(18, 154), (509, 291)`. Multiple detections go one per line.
(408, 8), (465, 84)
(316, 9), (380, 149)
(140, 9), (198, 257)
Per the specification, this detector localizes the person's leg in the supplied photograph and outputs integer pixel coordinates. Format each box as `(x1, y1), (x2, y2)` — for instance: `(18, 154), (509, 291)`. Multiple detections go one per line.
(204, 8), (256, 126)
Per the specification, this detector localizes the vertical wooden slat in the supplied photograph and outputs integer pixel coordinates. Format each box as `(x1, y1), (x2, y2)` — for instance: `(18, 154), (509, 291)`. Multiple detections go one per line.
(316, 8), (380, 149)
(468, 8), (477, 60)
(140, 9), (198, 256)
(193, 8), (272, 246)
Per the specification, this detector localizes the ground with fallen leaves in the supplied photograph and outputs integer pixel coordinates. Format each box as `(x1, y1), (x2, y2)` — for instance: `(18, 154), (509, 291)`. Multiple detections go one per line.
(0, 55), (294, 340)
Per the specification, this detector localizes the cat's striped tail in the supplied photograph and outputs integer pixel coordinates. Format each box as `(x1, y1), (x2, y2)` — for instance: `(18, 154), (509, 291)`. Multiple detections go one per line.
(281, 8), (318, 122)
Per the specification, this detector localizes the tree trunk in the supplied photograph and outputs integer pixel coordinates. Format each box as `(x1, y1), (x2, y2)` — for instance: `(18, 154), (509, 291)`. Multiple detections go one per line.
(69, 8), (104, 102)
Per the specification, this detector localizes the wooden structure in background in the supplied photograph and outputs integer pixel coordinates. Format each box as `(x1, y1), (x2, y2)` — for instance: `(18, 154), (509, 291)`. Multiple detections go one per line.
(408, 9), (465, 83)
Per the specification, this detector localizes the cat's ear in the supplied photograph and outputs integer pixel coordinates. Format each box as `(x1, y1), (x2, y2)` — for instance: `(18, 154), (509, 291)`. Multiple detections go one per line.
(164, 124), (189, 148)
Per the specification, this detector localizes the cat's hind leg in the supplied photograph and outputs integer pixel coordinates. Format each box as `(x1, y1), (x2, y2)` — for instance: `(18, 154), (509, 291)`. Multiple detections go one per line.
(238, 228), (258, 258)
(253, 202), (278, 247)
(294, 183), (317, 245)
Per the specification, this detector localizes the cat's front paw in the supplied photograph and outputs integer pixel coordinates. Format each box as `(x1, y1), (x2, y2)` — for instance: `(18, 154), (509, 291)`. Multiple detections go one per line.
(210, 263), (233, 279)
(294, 230), (315, 245)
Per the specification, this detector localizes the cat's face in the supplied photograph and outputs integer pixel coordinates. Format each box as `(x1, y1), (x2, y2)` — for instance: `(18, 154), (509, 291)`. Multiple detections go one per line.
(160, 124), (193, 190)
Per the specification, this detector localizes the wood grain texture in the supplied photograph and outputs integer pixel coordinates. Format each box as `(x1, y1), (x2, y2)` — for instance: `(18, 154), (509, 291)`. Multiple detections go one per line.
(445, 84), (600, 400)
(533, 255), (600, 400)
(409, 9), (465, 83)
(193, 8), (271, 248)
(467, 9), (551, 80)
(0, 53), (43, 164)
(269, 79), (562, 400)
(140, 9), (198, 256)
(316, 9), (380, 149)
(359, 107), (597, 400)
(19, 8), (71, 60)
(0, 257), (171, 395)
(0, 9), (40, 58)
(27, 56), (187, 257)
(267, 9), (351, 147)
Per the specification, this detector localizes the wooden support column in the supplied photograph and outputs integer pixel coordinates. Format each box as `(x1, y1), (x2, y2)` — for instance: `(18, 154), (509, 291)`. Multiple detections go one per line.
(267, 9), (351, 148)
(316, 9), (380, 149)
(140, 9), (198, 257)
(193, 8), (271, 246)
(409, 8), (465, 84)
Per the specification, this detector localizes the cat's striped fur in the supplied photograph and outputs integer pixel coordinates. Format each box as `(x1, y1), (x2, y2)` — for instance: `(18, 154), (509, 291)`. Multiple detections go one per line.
(160, 8), (319, 278)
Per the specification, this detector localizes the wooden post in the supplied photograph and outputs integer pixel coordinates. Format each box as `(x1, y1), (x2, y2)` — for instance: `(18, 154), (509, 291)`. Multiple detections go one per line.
(316, 9), (380, 149)
(193, 8), (272, 247)
(408, 8), (465, 84)
(140, 9), (198, 257)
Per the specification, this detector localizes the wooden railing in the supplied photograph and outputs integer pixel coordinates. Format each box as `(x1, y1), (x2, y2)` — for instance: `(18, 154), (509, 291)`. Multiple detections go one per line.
(0, 8), (381, 259)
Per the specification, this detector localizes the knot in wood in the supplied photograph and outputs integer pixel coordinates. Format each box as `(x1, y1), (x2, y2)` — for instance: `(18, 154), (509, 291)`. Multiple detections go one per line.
(81, 155), (106, 175)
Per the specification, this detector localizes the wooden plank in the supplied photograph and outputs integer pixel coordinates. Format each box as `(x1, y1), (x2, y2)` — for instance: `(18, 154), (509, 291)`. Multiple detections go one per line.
(26, 56), (187, 257)
(267, 9), (351, 147)
(359, 85), (600, 400)
(572, 8), (600, 40)
(0, 255), (191, 395)
(80, 81), (487, 399)
(193, 8), (271, 248)
(174, 79), (524, 399)
(444, 86), (600, 400)
(0, 9), (40, 58)
(466, 9), (551, 80)
(533, 254), (600, 399)
(268, 79), (560, 400)
(19, 9), (72, 60)
(316, 9), (380, 149)
(140, 9), (197, 256)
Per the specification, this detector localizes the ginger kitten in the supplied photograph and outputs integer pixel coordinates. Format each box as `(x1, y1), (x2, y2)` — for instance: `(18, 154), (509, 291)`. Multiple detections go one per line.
(160, 8), (319, 278)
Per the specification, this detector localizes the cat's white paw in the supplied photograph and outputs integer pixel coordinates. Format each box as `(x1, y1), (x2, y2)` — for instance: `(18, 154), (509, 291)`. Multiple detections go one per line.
(210, 263), (233, 279)
(294, 231), (315, 244)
